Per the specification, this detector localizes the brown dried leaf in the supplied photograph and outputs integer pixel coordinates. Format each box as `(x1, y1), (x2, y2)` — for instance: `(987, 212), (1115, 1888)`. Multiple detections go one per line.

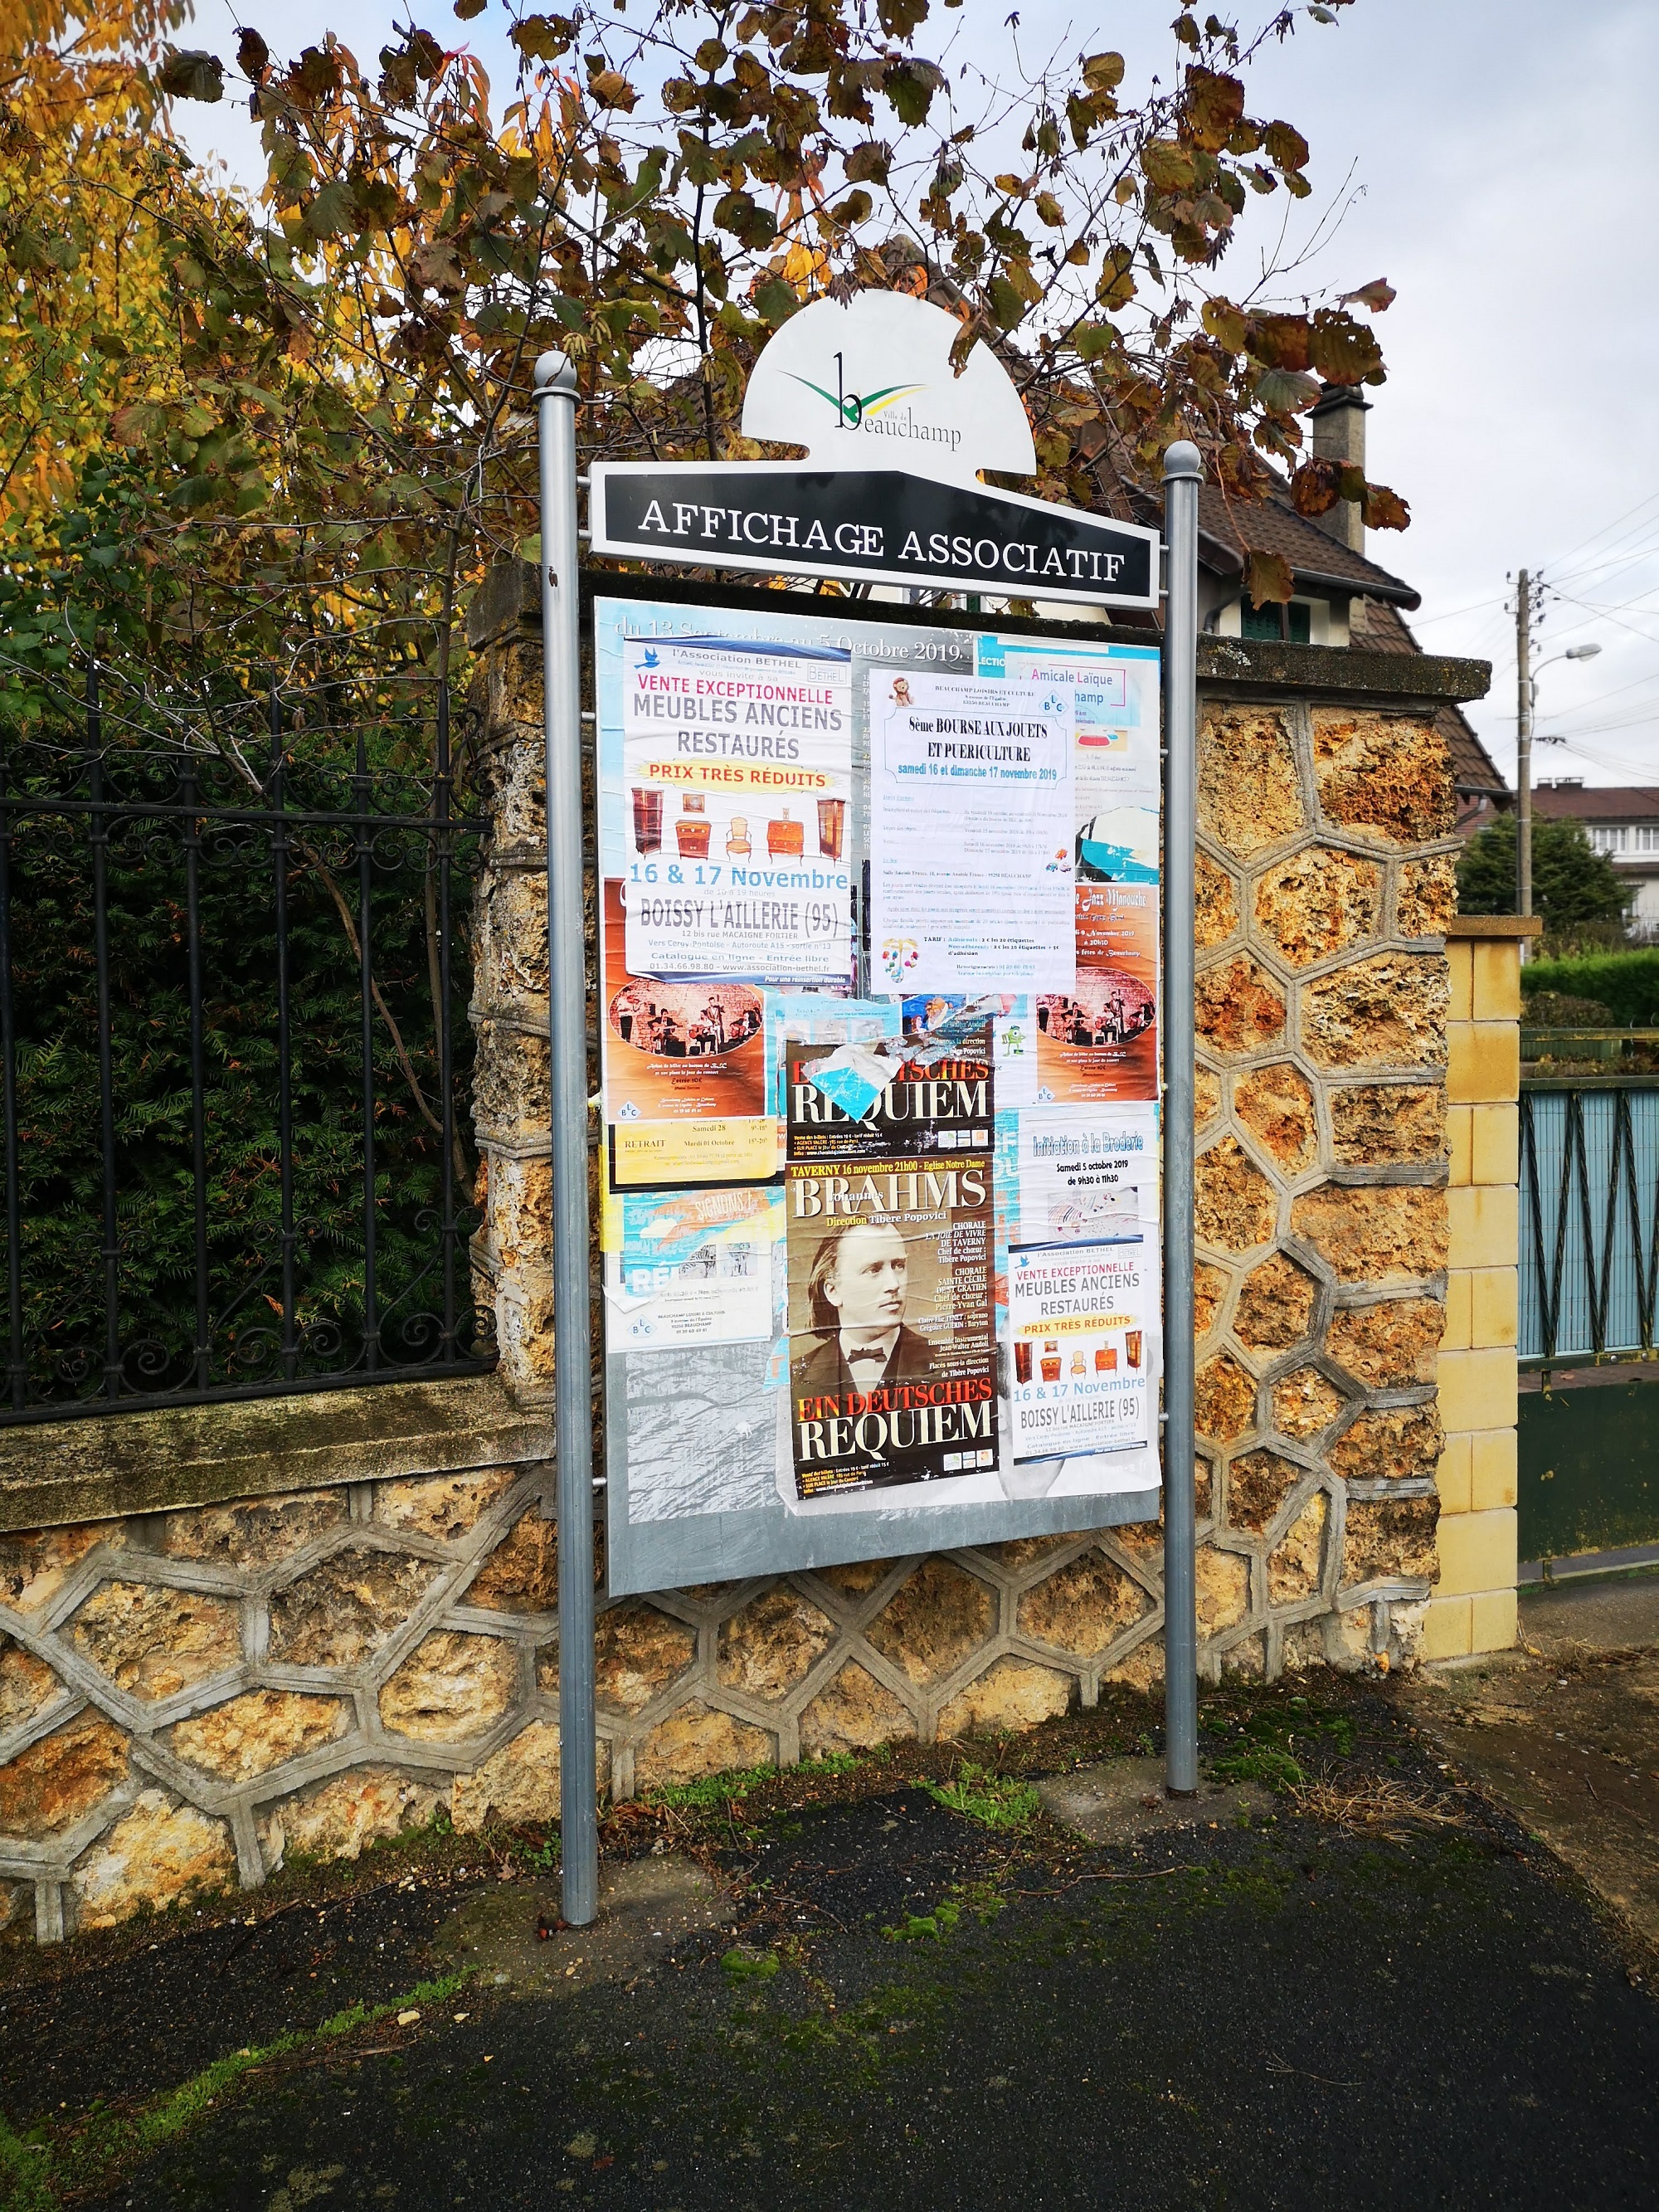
(1243, 548), (1293, 607)
(1339, 277), (1396, 314)
(1247, 314), (1310, 372)
(1185, 66), (1245, 153)
(1360, 480), (1410, 532)
(587, 67), (639, 112)
(1289, 457), (1340, 516)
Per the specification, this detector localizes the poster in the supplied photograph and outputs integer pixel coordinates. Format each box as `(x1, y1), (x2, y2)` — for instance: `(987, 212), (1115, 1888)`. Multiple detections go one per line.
(1034, 894), (1158, 1108)
(975, 636), (1160, 1106)
(868, 672), (1075, 992)
(620, 632), (853, 982)
(601, 882), (776, 1186)
(786, 1151), (997, 1499)
(602, 1186), (781, 1352)
(786, 1014), (997, 1500)
(975, 632), (1160, 895)
(785, 1018), (994, 1167)
(1008, 1240), (1151, 1462)
(1013, 1104), (1155, 1251)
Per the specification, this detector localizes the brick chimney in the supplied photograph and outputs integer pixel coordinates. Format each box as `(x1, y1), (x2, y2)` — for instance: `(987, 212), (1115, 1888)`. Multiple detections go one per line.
(1309, 384), (1370, 556)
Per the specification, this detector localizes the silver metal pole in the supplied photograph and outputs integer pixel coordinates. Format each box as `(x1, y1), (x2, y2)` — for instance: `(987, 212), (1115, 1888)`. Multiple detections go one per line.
(1161, 439), (1201, 1798)
(537, 350), (599, 1925)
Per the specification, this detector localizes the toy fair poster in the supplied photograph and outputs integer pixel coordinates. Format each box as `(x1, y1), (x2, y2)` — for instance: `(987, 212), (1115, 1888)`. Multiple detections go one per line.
(868, 673), (1076, 992)
(594, 597), (1161, 1597)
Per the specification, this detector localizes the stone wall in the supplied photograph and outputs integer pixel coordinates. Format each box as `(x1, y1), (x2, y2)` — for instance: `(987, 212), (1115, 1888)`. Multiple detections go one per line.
(0, 1463), (1174, 1943)
(1185, 685), (1461, 1675)
(0, 584), (1493, 1942)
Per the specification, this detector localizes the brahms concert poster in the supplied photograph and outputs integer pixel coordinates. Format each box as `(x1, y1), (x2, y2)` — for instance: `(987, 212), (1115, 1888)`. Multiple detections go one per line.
(784, 1024), (996, 1500)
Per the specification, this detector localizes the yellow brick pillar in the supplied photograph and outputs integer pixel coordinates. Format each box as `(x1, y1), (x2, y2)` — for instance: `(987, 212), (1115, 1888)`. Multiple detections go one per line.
(1423, 915), (1539, 1659)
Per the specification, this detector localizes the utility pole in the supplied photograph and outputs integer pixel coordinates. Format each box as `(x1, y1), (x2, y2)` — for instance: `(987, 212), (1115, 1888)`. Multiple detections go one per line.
(1530, 562), (1540, 960)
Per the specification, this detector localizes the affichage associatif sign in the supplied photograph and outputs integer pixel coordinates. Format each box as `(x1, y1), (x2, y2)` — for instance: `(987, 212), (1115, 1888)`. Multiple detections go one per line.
(589, 462), (1156, 606)
(587, 292), (1159, 610)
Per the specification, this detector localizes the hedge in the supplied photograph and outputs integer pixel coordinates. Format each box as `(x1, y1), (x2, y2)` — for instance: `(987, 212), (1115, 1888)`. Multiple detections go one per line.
(1520, 949), (1659, 1026)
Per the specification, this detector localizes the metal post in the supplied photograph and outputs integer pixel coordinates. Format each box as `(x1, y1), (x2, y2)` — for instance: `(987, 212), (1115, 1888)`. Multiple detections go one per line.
(537, 350), (599, 1927)
(1161, 441), (1201, 1798)
(1515, 568), (1533, 964)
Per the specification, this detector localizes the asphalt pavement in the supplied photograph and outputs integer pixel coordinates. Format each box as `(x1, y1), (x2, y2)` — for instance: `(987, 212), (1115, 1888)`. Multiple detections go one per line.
(2, 1674), (1655, 2212)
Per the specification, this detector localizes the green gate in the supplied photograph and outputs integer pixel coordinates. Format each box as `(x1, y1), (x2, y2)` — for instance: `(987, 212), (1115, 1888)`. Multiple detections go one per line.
(1518, 1079), (1659, 1564)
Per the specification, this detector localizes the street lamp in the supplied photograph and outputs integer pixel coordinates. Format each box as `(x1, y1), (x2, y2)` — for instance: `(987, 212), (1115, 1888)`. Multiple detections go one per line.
(1516, 639), (1602, 960)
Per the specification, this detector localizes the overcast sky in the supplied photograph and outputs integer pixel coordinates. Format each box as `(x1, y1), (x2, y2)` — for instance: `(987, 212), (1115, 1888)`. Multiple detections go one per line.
(180, 0), (1659, 789)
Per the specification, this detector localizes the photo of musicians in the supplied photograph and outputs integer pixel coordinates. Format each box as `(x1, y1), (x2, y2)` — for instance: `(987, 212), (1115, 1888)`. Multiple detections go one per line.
(1035, 973), (1155, 1050)
(608, 980), (765, 1060)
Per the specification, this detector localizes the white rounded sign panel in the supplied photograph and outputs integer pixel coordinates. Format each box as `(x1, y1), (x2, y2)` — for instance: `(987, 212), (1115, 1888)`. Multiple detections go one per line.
(740, 291), (1037, 486)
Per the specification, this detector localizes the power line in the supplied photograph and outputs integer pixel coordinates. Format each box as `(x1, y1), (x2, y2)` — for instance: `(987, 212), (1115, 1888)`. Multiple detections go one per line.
(1552, 592), (1659, 650)
(1533, 734), (1659, 780)
(1545, 486), (1659, 578)
(1545, 538), (1659, 605)
(1535, 667), (1659, 719)
(1411, 592), (1504, 627)
(1548, 594), (1659, 621)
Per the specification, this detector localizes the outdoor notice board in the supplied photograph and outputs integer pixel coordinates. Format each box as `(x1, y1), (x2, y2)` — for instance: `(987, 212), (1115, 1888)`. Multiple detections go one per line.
(596, 593), (1163, 1596)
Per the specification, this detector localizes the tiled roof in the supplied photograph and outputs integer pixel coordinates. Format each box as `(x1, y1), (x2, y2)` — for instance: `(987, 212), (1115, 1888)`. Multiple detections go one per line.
(1192, 484), (1422, 606)
(973, 376), (1498, 783)
(1096, 451), (1504, 796)
(1532, 785), (1659, 823)
(1351, 597), (1508, 797)
(1085, 427), (1421, 605)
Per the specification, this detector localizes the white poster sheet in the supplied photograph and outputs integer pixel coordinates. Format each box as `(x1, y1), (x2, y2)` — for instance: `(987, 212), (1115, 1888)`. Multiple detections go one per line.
(1014, 1103), (1156, 1250)
(621, 635), (853, 982)
(868, 673), (1075, 993)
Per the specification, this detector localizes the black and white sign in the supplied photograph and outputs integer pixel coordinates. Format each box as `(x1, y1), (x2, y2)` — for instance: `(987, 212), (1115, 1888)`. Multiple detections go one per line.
(589, 462), (1159, 609)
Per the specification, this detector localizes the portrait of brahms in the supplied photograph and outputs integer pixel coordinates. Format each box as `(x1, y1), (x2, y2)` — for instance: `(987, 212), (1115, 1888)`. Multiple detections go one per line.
(796, 1220), (938, 1399)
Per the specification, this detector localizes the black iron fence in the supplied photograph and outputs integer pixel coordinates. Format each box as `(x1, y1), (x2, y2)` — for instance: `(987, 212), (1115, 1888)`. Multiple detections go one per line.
(1520, 1079), (1659, 1366)
(0, 669), (494, 1424)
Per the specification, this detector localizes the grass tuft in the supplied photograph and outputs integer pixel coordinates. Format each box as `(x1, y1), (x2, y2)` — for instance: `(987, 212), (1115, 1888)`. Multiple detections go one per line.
(0, 2120), (54, 2212)
(926, 1761), (1042, 1830)
(1210, 1745), (1305, 1791)
(721, 1947), (781, 1981)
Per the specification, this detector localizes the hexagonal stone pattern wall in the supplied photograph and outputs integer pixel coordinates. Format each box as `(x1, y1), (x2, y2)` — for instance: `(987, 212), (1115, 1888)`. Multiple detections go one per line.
(1189, 695), (1450, 1682)
(0, 646), (1458, 1943)
(0, 1478), (1180, 1942)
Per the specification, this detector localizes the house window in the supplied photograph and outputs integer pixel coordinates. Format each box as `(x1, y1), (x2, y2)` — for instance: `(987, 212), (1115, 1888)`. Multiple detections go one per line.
(1240, 600), (1312, 643)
